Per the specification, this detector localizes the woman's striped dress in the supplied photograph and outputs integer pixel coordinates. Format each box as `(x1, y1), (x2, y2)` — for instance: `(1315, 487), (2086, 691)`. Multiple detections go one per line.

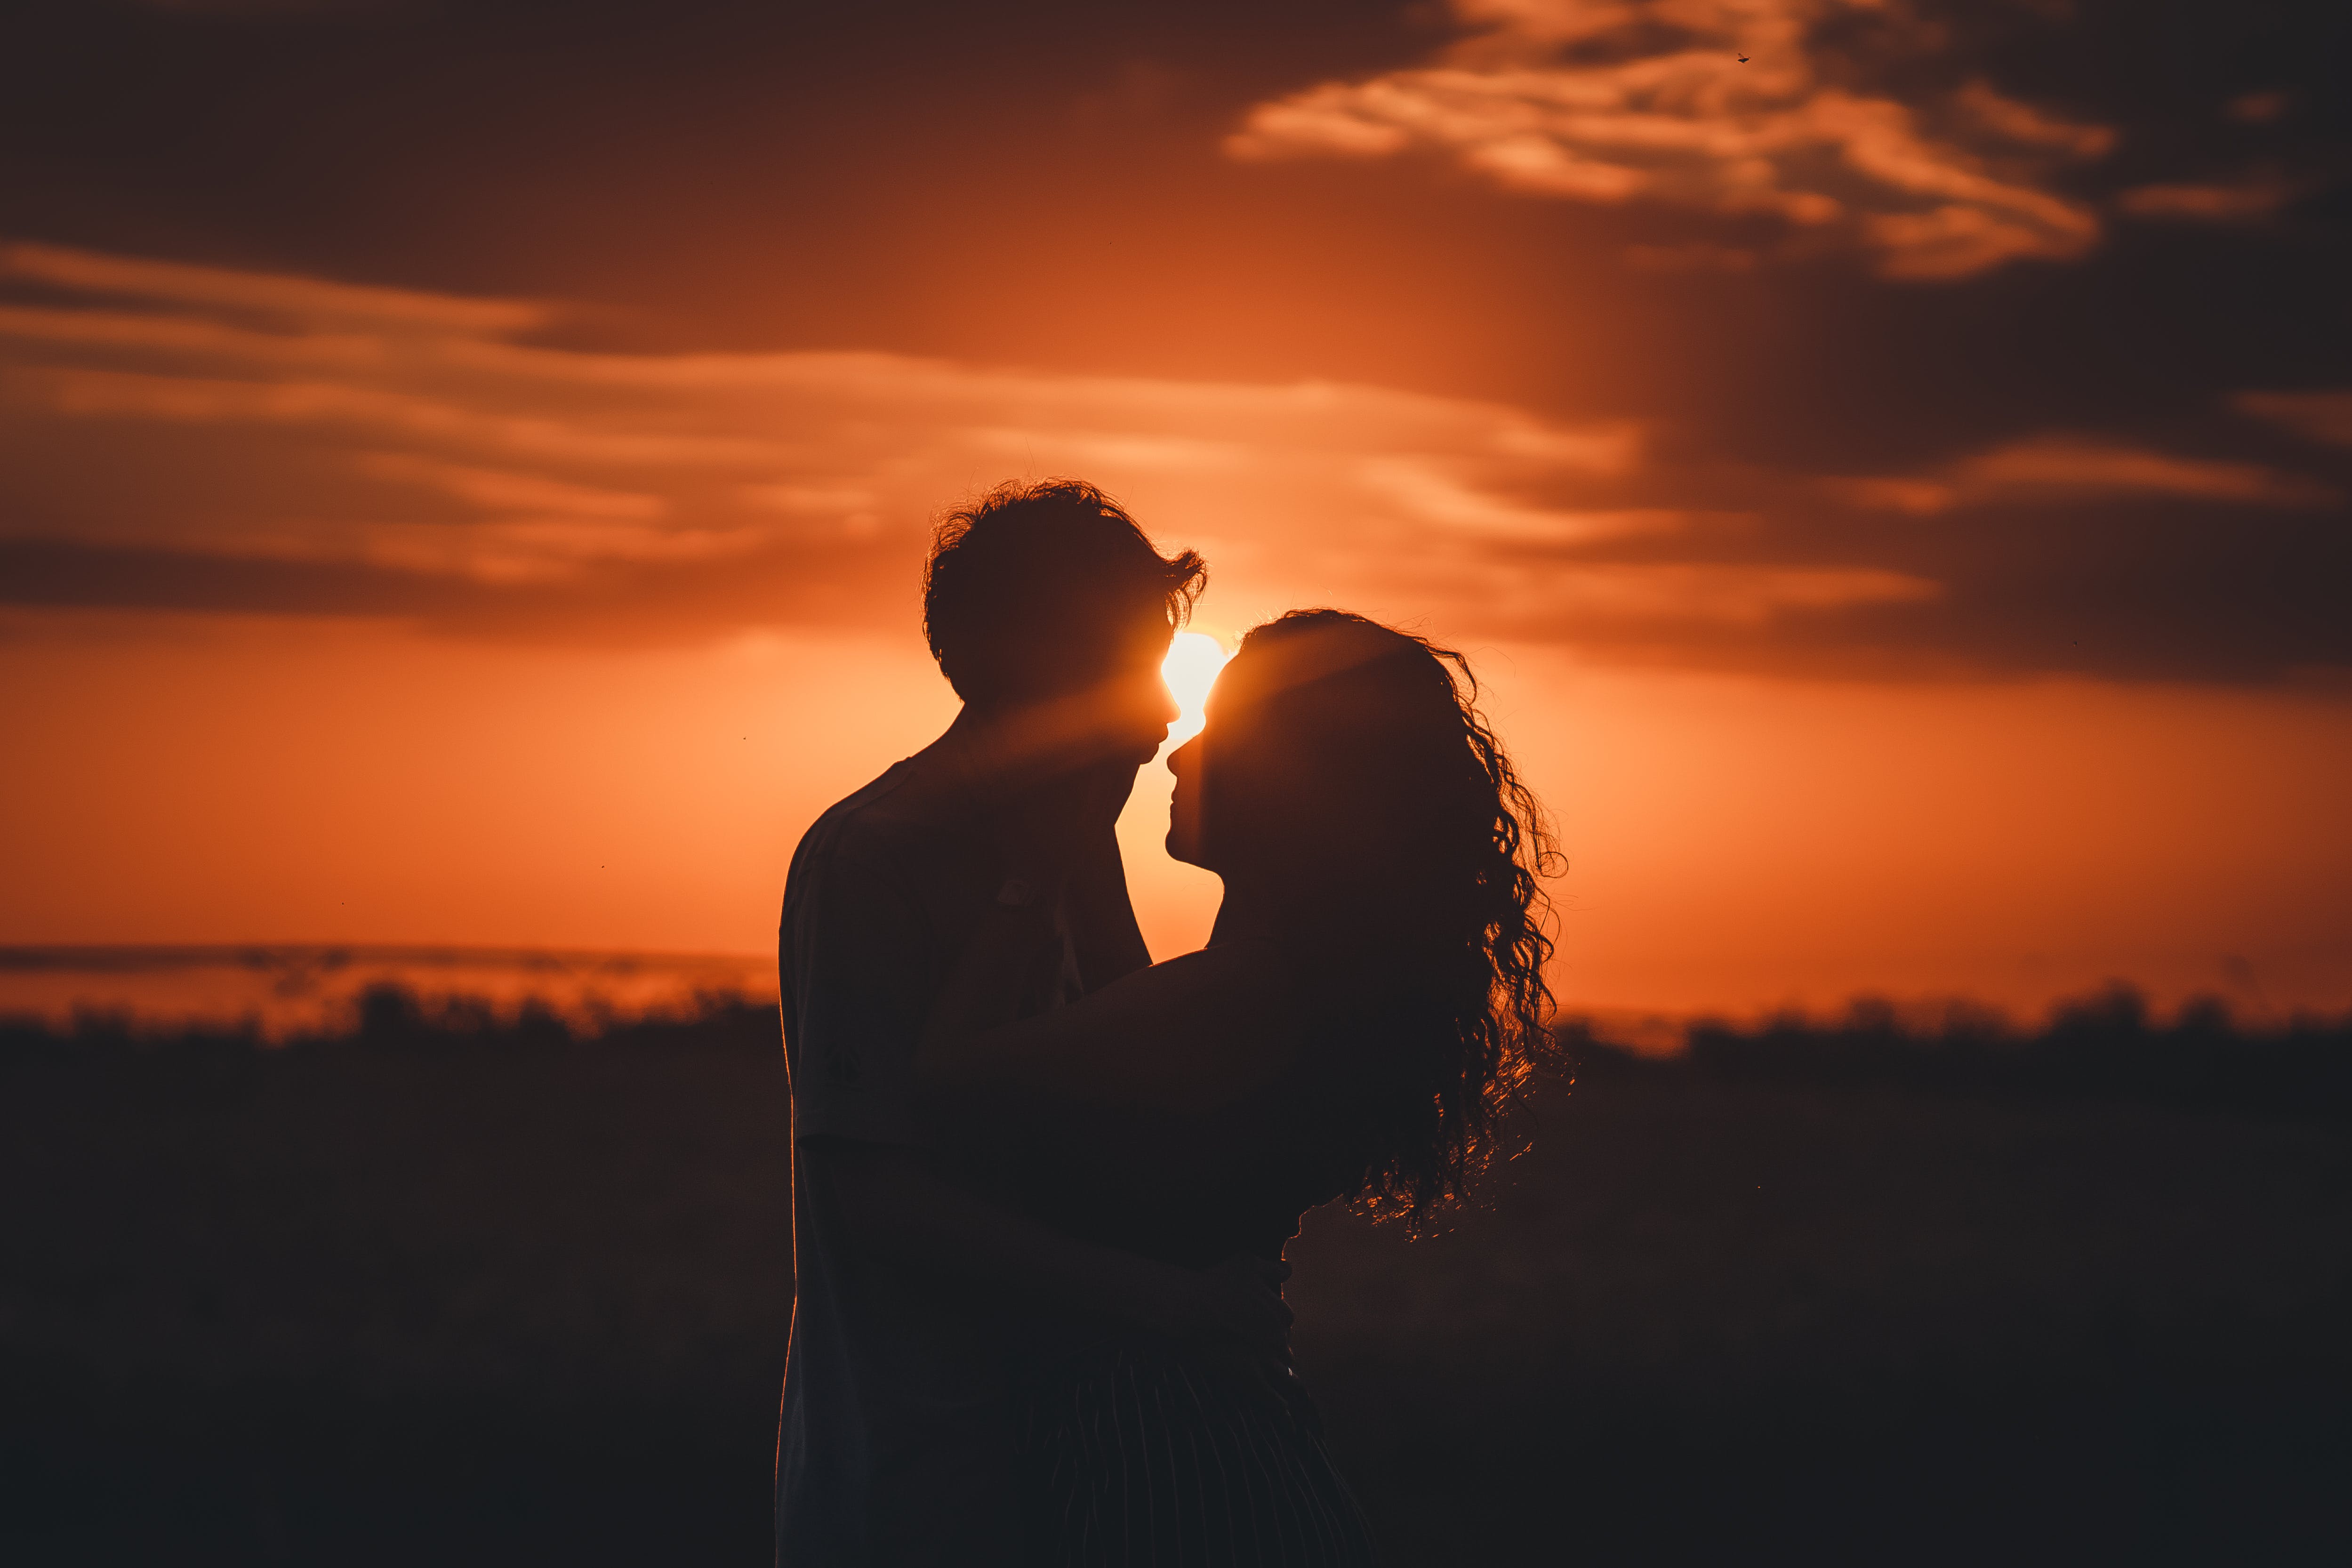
(1012, 1336), (1380, 1568)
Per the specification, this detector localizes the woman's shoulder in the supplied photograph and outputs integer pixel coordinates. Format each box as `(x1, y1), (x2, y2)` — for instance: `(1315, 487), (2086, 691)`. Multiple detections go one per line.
(1109, 940), (1294, 1013)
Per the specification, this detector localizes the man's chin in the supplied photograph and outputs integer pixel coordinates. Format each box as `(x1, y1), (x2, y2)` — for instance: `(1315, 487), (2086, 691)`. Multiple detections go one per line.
(1061, 726), (1166, 774)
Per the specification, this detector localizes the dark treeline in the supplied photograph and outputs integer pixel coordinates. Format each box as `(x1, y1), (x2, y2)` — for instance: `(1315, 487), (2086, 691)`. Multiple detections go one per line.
(1, 982), (780, 1055)
(1576, 986), (2352, 1119)
(13, 979), (2349, 1116)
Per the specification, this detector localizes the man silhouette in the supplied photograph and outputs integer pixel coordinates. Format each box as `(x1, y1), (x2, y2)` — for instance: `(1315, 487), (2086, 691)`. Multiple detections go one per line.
(775, 481), (1282, 1566)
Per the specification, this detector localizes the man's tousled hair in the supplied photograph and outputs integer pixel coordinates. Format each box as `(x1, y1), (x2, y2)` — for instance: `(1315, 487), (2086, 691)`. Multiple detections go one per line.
(923, 479), (1206, 705)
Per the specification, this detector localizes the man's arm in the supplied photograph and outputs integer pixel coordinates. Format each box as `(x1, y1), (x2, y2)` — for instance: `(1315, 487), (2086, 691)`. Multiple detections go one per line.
(918, 876), (1289, 1110)
(804, 1139), (1289, 1352)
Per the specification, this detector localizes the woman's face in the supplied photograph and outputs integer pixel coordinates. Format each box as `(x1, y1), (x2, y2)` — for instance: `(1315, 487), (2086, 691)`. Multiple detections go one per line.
(1165, 627), (1380, 872)
(1164, 644), (1277, 872)
(1164, 729), (1210, 868)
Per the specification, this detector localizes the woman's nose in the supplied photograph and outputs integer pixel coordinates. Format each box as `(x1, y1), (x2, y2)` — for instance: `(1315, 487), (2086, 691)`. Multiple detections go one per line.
(1166, 736), (1198, 776)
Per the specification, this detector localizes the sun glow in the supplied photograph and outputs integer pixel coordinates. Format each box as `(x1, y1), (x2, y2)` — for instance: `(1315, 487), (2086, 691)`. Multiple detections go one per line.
(1161, 631), (1230, 747)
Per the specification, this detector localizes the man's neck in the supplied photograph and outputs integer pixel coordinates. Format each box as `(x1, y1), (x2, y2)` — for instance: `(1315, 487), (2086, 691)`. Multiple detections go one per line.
(902, 703), (1110, 833)
(905, 703), (1004, 778)
(923, 702), (989, 756)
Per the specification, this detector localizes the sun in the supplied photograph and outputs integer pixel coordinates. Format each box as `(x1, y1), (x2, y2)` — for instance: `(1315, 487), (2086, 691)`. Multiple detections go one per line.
(1160, 630), (1229, 746)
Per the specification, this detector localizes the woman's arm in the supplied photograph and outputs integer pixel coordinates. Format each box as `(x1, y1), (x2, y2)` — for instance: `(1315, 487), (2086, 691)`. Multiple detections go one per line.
(917, 916), (1292, 1116)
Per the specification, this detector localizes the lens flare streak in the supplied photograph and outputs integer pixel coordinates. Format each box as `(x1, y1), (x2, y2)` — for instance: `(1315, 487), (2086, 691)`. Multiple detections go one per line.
(1160, 631), (1229, 747)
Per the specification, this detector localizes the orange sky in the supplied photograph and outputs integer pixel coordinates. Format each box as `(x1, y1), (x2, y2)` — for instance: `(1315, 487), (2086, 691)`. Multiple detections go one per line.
(7, 605), (2347, 1022)
(3, 0), (2348, 1024)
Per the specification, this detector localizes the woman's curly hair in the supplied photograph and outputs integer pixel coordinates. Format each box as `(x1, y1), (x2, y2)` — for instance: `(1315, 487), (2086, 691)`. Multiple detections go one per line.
(1225, 610), (1563, 1225)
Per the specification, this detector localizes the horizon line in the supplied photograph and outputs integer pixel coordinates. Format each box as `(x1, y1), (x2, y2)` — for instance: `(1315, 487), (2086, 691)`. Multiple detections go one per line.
(0, 942), (773, 974)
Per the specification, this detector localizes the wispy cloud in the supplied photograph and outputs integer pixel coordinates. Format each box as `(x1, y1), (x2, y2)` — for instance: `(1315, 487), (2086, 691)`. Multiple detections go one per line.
(356, 455), (668, 523)
(1226, 0), (2113, 279)
(0, 239), (1920, 648)
(0, 242), (541, 334)
(2236, 390), (2352, 449)
(8, 239), (2343, 678)
(1955, 435), (2336, 508)
(2117, 171), (2301, 224)
(1829, 434), (2338, 514)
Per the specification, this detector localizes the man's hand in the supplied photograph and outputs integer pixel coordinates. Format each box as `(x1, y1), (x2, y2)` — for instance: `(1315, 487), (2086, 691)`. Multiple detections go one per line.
(1068, 755), (1145, 832)
(996, 757), (1139, 888)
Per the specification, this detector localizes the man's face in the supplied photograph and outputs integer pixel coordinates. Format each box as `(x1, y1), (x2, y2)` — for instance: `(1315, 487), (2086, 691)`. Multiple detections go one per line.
(1081, 615), (1181, 769)
(982, 609), (1178, 783)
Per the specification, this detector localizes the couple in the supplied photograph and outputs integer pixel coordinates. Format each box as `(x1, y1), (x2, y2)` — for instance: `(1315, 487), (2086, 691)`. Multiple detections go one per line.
(776, 480), (1557, 1566)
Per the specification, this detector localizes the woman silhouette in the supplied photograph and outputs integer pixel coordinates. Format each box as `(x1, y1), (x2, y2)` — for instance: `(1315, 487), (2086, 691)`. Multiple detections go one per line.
(915, 609), (1560, 1567)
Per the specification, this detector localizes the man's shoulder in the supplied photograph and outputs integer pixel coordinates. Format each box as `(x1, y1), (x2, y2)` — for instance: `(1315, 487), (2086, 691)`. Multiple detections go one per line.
(790, 764), (922, 881)
(781, 759), (1002, 962)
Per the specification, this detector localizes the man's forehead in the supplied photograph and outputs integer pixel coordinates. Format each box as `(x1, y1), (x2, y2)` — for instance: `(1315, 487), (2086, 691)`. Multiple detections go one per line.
(1044, 595), (1169, 646)
(1112, 606), (1176, 650)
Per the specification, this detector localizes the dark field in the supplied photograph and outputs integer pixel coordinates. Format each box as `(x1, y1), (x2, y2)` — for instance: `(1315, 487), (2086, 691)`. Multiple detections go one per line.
(4, 991), (2349, 1566)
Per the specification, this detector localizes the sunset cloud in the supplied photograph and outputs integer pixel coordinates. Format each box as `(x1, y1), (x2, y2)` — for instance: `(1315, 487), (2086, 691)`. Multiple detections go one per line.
(4, 237), (2343, 678)
(0, 241), (544, 334)
(1830, 434), (2338, 514)
(1953, 436), (2337, 509)
(356, 455), (668, 522)
(2235, 390), (2352, 450)
(0, 240), (1910, 649)
(1227, 0), (2112, 278)
(2116, 171), (2300, 224)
